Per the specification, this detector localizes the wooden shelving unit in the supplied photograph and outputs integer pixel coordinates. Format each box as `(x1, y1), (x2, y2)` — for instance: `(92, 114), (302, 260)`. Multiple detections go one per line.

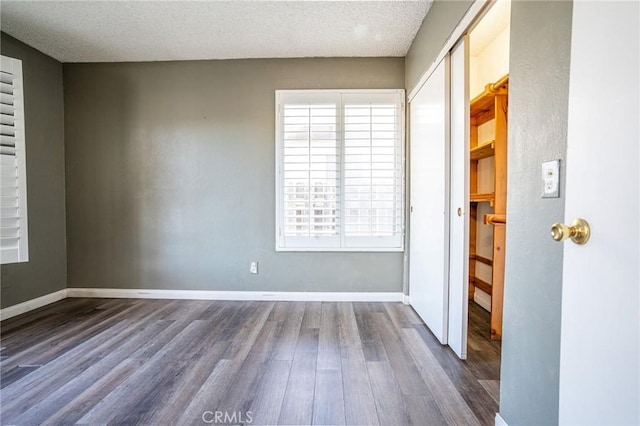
(470, 192), (495, 204)
(470, 141), (495, 161)
(469, 74), (508, 341)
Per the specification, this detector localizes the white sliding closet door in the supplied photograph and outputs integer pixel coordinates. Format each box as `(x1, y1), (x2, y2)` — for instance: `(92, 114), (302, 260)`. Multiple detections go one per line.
(409, 57), (450, 344)
(447, 37), (470, 359)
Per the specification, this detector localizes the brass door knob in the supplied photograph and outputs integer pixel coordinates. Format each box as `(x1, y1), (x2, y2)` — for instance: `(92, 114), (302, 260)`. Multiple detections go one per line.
(550, 218), (591, 245)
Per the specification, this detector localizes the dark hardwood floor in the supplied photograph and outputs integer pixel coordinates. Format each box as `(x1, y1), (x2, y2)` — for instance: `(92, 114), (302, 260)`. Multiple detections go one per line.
(0, 298), (500, 425)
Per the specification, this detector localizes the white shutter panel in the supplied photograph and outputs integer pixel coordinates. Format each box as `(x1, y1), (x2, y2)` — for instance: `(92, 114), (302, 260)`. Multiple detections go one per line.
(0, 56), (28, 264)
(277, 92), (340, 249)
(343, 93), (404, 248)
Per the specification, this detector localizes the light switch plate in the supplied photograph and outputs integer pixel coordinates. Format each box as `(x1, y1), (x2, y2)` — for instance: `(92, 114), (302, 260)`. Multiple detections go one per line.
(542, 160), (561, 198)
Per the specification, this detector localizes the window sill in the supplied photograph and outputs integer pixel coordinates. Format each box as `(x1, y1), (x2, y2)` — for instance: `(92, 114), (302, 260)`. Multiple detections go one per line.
(275, 247), (404, 253)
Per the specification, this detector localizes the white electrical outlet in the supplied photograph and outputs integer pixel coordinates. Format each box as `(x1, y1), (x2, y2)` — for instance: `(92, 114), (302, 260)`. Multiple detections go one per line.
(250, 261), (259, 274)
(542, 159), (561, 198)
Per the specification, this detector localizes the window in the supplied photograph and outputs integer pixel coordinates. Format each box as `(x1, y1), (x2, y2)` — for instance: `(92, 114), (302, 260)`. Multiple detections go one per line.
(1, 55), (28, 264)
(275, 89), (405, 251)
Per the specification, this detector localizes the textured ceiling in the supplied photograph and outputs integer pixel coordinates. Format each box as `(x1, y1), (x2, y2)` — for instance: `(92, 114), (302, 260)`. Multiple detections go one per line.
(0, 1), (433, 63)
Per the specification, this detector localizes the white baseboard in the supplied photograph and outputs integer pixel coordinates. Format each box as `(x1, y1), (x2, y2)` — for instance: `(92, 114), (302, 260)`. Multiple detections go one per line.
(402, 294), (410, 305)
(0, 289), (67, 321)
(495, 413), (508, 426)
(474, 288), (492, 312)
(66, 288), (404, 303)
(0, 288), (403, 320)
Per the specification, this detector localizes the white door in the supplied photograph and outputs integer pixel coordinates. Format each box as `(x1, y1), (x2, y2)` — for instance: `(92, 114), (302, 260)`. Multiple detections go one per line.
(558, 2), (639, 425)
(447, 37), (469, 359)
(409, 57), (450, 344)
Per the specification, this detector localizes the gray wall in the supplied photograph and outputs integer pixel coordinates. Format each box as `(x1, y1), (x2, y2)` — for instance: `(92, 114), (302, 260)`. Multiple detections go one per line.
(404, 0), (473, 93)
(500, 1), (573, 425)
(64, 58), (405, 292)
(0, 33), (67, 308)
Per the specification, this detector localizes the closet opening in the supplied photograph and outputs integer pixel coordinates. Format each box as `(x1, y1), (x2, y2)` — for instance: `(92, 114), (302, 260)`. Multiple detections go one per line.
(465, 0), (510, 405)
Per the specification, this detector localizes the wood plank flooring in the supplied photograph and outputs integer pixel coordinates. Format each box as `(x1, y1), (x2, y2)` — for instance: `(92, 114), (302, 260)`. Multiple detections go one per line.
(0, 298), (500, 425)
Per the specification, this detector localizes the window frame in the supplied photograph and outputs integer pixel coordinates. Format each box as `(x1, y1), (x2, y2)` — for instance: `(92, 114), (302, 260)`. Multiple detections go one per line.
(275, 89), (405, 252)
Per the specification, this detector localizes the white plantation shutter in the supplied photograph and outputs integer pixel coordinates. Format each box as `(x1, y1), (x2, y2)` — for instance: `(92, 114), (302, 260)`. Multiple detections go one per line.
(279, 93), (341, 248)
(0, 56), (28, 264)
(276, 90), (404, 251)
(343, 94), (404, 248)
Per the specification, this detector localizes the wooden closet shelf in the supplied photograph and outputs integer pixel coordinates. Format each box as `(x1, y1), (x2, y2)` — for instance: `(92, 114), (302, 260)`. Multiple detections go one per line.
(470, 193), (495, 204)
(470, 141), (495, 160)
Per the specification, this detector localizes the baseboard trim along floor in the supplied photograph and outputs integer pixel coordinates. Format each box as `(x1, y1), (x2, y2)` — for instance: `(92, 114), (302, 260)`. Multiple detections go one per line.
(1, 288), (405, 320)
(495, 413), (509, 426)
(0, 289), (68, 321)
(66, 288), (405, 302)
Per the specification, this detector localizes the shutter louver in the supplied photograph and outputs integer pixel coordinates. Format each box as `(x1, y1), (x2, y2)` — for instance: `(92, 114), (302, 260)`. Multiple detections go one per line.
(0, 57), (28, 264)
